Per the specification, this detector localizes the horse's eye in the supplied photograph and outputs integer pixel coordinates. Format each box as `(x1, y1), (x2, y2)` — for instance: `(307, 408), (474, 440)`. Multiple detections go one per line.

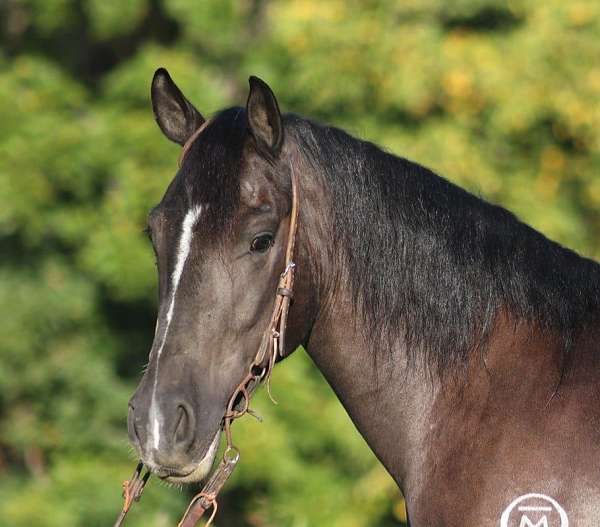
(250, 233), (274, 253)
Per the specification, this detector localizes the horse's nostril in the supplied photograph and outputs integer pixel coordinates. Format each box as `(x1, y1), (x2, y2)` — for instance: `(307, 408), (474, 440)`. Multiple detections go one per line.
(128, 404), (142, 448)
(174, 403), (194, 447)
(133, 419), (141, 443)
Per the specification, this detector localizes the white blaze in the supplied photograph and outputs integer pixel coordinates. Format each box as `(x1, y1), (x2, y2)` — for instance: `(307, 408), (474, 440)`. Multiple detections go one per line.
(148, 205), (203, 453)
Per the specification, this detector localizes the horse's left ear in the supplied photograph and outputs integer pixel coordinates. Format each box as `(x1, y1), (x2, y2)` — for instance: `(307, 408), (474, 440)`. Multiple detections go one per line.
(246, 76), (283, 156)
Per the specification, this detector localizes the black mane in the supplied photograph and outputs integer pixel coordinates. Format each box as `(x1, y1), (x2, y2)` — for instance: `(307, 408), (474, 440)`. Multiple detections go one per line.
(285, 115), (600, 373)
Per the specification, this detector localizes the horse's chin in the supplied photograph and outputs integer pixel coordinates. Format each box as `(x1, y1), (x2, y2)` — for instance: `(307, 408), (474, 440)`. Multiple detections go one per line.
(162, 429), (221, 484)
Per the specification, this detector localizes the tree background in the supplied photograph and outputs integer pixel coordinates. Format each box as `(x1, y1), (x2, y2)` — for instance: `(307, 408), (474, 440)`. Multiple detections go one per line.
(1, 1), (599, 525)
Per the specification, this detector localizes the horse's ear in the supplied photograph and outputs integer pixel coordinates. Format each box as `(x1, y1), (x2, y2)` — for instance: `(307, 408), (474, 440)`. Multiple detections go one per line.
(246, 76), (283, 156)
(151, 68), (205, 145)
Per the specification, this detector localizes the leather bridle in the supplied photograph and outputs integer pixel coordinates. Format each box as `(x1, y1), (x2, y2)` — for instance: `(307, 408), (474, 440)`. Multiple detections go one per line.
(114, 131), (300, 527)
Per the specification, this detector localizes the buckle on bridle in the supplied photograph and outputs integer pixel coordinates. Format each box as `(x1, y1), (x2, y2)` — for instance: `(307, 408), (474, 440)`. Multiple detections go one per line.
(280, 261), (295, 278)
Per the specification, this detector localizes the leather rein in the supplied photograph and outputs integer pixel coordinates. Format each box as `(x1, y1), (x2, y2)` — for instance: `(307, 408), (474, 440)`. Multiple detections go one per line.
(114, 131), (300, 527)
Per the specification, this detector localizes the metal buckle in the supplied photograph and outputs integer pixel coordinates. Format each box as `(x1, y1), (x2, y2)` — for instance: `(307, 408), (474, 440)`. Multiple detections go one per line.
(280, 261), (296, 278)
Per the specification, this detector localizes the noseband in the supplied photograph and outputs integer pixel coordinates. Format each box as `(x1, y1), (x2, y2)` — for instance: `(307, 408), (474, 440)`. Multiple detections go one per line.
(114, 130), (300, 527)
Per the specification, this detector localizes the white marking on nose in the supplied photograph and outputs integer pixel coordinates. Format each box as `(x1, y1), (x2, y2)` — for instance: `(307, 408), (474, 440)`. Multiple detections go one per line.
(147, 204), (203, 454)
(151, 406), (161, 450)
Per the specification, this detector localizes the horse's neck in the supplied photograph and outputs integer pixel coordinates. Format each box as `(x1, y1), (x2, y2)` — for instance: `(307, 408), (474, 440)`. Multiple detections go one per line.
(291, 147), (566, 493)
(293, 151), (438, 488)
(303, 285), (439, 489)
(294, 151), (600, 520)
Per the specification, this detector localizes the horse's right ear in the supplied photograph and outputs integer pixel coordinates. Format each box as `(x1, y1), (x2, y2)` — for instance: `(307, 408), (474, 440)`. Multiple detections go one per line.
(151, 68), (205, 145)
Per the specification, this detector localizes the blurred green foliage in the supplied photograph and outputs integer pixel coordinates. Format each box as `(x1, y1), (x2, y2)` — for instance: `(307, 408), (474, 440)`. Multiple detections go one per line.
(1, 0), (599, 525)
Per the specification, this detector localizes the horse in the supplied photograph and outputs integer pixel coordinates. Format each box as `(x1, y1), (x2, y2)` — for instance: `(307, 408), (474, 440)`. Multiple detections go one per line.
(127, 68), (600, 526)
